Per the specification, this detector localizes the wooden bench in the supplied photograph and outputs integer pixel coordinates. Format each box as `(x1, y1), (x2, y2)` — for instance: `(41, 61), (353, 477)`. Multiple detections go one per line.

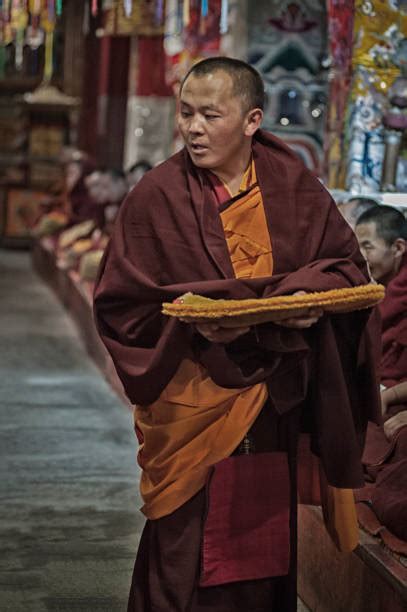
(298, 505), (407, 611)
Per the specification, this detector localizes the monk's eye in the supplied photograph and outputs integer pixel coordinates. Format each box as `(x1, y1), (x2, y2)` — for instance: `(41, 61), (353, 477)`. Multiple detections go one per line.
(180, 110), (192, 118)
(205, 114), (219, 120)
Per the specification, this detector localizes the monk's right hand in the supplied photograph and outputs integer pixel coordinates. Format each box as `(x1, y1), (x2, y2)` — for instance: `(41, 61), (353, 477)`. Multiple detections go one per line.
(384, 411), (407, 440)
(274, 308), (323, 329)
(195, 322), (250, 343)
(274, 290), (323, 329)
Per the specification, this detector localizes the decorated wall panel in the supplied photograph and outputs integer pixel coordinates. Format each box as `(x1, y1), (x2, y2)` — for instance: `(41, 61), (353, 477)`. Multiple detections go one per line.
(247, 0), (329, 173)
(344, 0), (407, 193)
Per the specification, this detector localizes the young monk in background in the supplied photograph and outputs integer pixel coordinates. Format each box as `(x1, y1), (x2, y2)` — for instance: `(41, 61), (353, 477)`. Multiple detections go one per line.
(76, 169), (129, 281)
(355, 206), (407, 386)
(32, 152), (96, 237)
(57, 168), (128, 274)
(94, 57), (381, 612)
(355, 206), (407, 545)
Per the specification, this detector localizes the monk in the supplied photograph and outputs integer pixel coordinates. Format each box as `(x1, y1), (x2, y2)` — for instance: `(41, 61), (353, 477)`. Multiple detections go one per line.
(354, 206), (407, 546)
(94, 57), (381, 612)
(32, 152), (97, 237)
(58, 168), (128, 275)
(355, 205), (407, 387)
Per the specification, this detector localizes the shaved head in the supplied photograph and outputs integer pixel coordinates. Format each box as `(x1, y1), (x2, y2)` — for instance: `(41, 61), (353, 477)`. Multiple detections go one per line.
(356, 205), (407, 246)
(180, 57), (265, 113)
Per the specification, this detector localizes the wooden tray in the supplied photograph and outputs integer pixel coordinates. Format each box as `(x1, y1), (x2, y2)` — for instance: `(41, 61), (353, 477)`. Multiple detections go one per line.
(162, 284), (385, 328)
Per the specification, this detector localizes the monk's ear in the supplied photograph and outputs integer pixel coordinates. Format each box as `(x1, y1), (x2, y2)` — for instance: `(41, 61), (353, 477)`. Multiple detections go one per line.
(244, 108), (263, 136)
(392, 237), (406, 260)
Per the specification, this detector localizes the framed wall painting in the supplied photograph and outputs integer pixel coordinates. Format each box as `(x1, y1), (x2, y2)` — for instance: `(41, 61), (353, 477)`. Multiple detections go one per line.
(1, 187), (48, 247)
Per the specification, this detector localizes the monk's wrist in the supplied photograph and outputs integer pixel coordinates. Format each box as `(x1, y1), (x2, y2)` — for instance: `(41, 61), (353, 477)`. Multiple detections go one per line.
(382, 386), (400, 406)
(392, 386), (400, 404)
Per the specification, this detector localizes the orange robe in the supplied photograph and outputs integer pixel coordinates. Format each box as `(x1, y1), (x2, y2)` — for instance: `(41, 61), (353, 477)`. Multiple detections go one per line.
(135, 160), (272, 519)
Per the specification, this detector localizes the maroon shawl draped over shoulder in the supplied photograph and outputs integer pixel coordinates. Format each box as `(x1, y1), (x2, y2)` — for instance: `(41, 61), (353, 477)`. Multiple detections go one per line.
(93, 129), (381, 489)
(379, 255), (407, 387)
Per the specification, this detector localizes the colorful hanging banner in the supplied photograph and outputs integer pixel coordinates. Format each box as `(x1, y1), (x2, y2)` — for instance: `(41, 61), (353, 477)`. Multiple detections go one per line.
(42, 13), (54, 81)
(3, 0), (11, 21)
(344, 0), (407, 193)
(183, 0), (190, 27)
(29, 0), (42, 15)
(165, 0), (221, 91)
(0, 45), (5, 78)
(324, 0), (355, 188)
(102, 0), (165, 36)
(220, 0), (228, 34)
(155, 0), (164, 25)
(201, 0), (208, 18)
(123, 0), (132, 17)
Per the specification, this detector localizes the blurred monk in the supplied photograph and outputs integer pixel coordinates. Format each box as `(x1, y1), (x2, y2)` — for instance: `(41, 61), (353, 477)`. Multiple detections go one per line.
(32, 153), (97, 238)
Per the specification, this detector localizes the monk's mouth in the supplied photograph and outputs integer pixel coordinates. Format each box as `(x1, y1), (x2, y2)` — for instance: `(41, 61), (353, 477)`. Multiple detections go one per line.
(190, 144), (208, 153)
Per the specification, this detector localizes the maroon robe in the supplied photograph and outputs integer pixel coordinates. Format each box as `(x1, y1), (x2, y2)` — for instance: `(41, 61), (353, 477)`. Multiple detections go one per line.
(357, 258), (407, 547)
(67, 160), (109, 228)
(69, 177), (105, 228)
(379, 255), (407, 387)
(93, 129), (381, 611)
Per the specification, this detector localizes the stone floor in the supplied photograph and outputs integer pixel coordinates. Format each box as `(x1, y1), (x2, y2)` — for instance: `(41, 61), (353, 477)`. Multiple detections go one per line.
(0, 250), (143, 611)
(0, 248), (310, 611)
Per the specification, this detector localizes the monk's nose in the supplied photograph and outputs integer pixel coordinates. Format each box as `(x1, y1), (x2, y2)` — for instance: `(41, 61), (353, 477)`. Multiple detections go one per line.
(189, 116), (205, 134)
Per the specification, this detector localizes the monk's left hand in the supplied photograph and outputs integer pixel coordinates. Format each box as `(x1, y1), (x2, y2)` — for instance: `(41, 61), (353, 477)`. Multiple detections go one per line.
(384, 411), (407, 440)
(195, 322), (250, 343)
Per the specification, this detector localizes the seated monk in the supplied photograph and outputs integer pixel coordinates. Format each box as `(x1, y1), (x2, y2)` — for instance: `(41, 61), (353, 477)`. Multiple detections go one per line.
(100, 168), (128, 235)
(33, 152), (97, 238)
(59, 169), (128, 277)
(78, 169), (129, 281)
(65, 155), (99, 226)
(355, 205), (407, 386)
(55, 168), (106, 270)
(357, 382), (407, 545)
(354, 207), (407, 547)
(382, 381), (407, 440)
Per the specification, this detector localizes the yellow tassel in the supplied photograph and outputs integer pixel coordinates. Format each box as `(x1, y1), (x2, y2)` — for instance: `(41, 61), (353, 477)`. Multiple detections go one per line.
(183, 0), (190, 26)
(44, 30), (54, 82)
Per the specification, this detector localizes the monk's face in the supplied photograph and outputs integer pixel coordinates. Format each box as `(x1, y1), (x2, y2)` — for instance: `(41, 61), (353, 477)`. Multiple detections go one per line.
(85, 171), (110, 204)
(178, 71), (260, 175)
(355, 221), (404, 284)
(66, 161), (81, 192)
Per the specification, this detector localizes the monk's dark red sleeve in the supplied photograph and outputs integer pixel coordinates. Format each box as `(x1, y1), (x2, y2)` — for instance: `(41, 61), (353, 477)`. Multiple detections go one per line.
(93, 179), (193, 405)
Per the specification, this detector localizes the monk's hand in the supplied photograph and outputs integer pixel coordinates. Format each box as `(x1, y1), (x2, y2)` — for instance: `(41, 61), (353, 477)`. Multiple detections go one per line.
(195, 322), (250, 343)
(380, 388), (392, 416)
(274, 291), (323, 329)
(384, 411), (407, 440)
